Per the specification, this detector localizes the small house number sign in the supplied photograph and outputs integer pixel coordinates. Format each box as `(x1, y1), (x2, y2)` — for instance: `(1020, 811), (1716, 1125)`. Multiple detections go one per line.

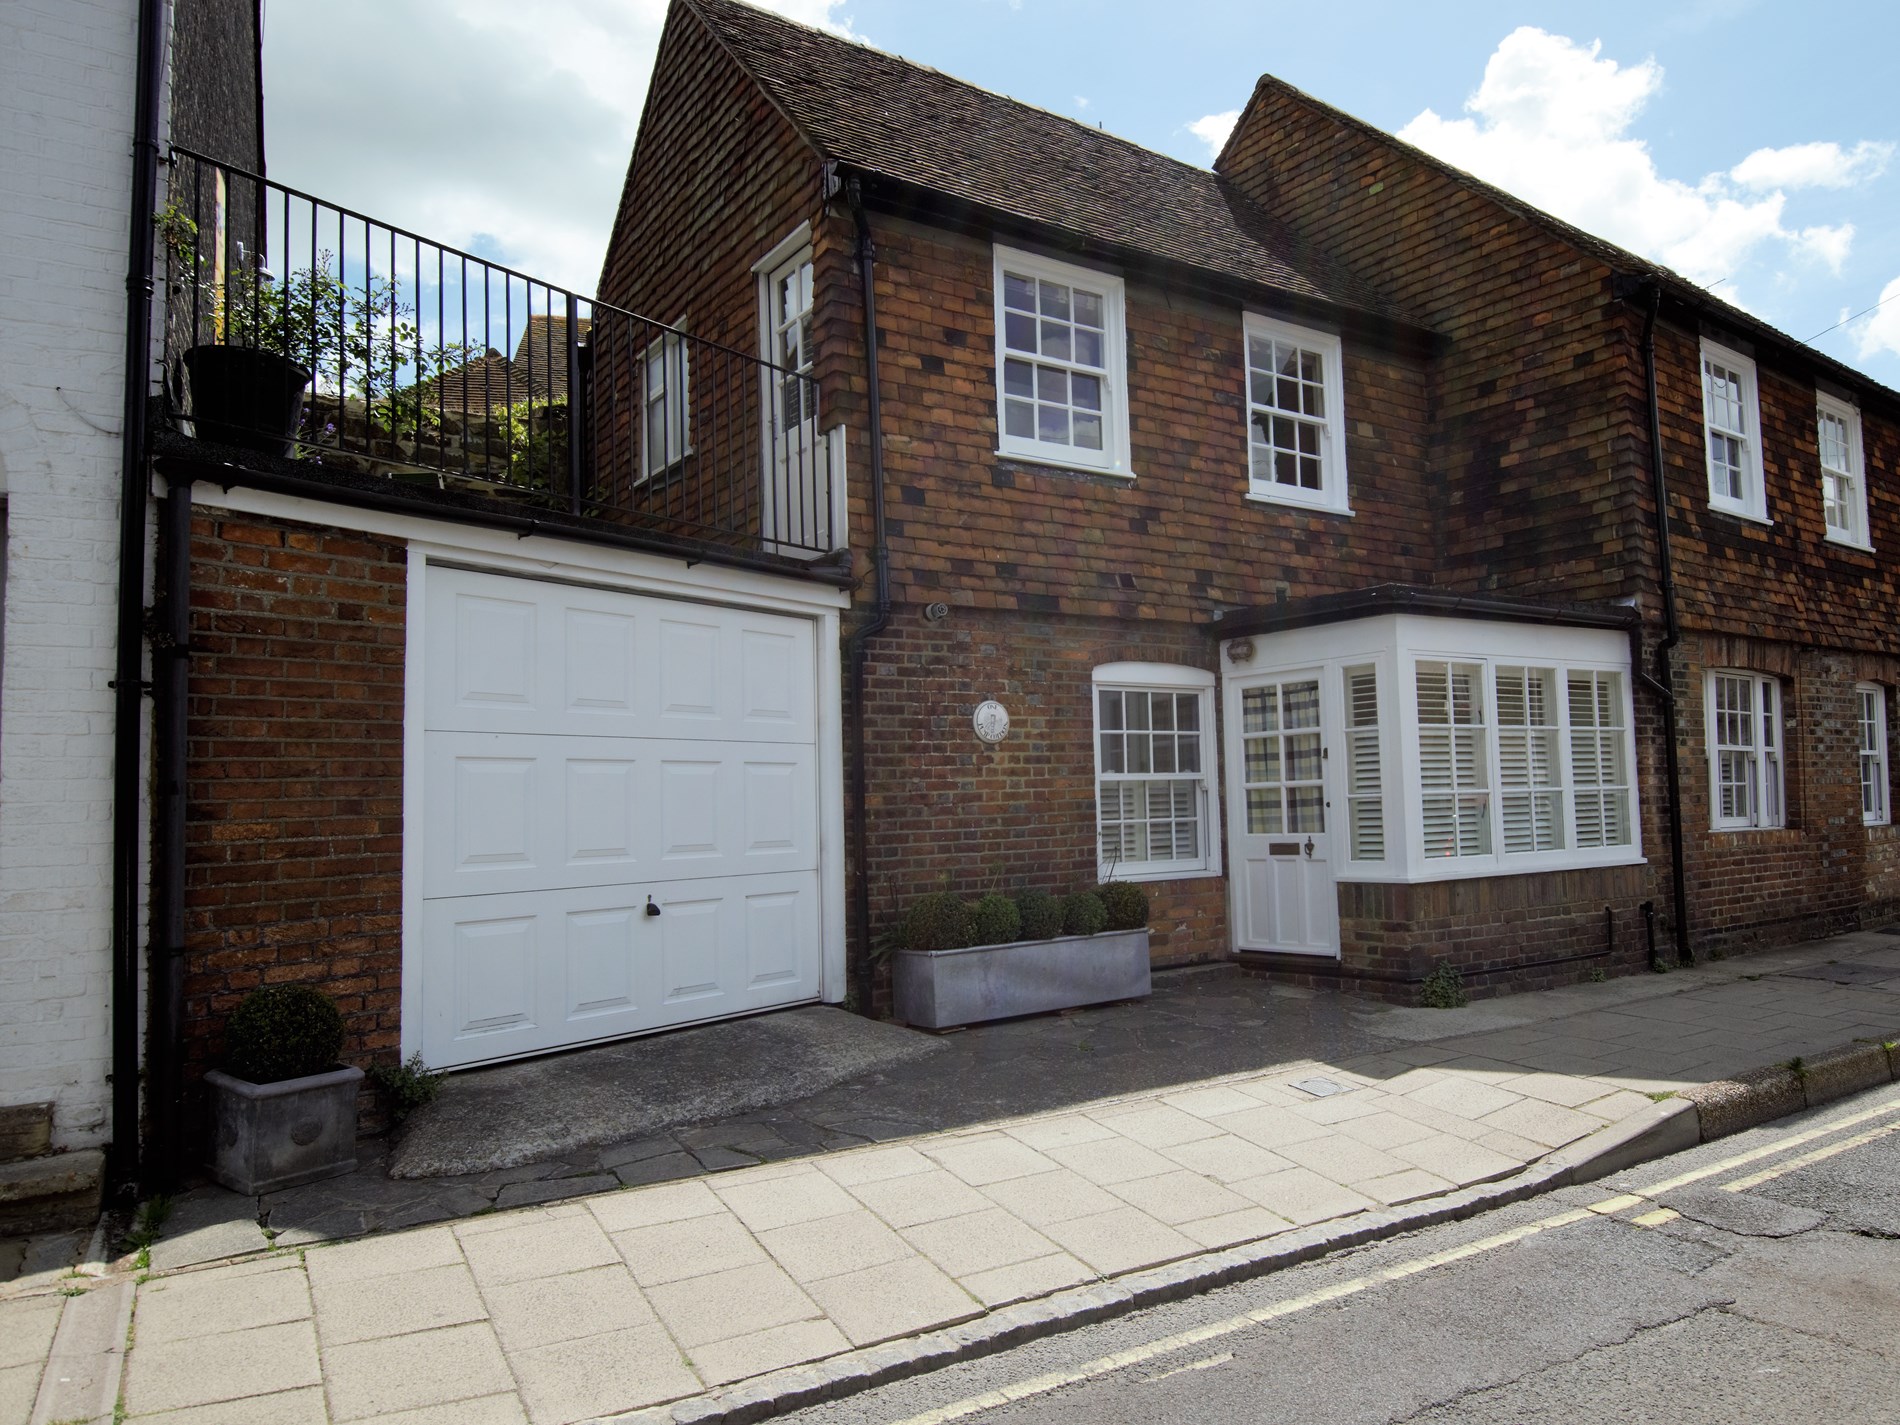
(972, 700), (1011, 744)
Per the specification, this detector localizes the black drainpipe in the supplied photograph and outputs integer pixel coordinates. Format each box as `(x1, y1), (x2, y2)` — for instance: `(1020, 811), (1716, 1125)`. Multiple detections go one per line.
(1635, 281), (1693, 966)
(842, 178), (892, 1015)
(147, 473), (194, 1189)
(109, 0), (169, 1197)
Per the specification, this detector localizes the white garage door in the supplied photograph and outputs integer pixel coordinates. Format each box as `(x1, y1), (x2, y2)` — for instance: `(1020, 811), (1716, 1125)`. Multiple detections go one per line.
(419, 565), (824, 1068)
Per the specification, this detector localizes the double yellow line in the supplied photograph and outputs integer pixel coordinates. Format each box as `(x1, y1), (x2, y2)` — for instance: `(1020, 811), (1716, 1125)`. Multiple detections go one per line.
(888, 1090), (1900, 1425)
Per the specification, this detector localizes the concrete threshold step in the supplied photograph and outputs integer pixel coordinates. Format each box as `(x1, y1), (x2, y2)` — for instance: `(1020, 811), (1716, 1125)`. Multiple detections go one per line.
(0, 1150), (104, 1237)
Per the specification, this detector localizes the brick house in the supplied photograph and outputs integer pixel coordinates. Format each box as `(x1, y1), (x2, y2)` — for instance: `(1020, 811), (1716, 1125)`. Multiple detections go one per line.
(17, 0), (1899, 1189)
(598, 0), (1900, 1008)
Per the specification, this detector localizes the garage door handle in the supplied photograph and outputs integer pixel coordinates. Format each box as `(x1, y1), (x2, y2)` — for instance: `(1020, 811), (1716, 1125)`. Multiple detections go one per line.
(646, 897), (662, 918)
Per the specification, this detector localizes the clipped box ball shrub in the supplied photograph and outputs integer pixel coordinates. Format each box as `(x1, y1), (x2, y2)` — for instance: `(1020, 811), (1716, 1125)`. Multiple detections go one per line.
(1096, 882), (1150, 932)
(1016, 889), (1064, 941)
(224, 984), (346, 1084)
(967, 892), (1022, 946)
(900, 890), (974, 951)
(1061, 890), (1109, 937)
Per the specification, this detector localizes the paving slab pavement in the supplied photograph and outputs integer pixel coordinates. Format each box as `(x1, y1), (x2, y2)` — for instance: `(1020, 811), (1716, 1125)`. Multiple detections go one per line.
(7, 929), (1900, 1424)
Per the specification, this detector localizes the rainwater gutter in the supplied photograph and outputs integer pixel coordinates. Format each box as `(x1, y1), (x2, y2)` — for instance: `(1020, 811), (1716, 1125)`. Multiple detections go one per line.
(1633, 280), (1693, 966)
(109, 0), (169, 1197)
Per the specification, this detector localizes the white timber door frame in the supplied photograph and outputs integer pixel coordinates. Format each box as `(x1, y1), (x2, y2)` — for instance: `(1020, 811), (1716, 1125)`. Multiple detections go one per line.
(1223, 666), (1342, 957)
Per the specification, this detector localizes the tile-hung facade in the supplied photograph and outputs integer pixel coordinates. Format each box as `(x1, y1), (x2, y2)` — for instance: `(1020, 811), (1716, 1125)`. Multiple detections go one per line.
(605, 0), (1900, 1004)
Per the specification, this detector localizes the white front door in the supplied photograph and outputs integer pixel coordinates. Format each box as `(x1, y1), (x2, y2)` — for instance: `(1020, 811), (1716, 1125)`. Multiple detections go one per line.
(1226, 671), (1340, 956)
(418, 566), (825, 1068)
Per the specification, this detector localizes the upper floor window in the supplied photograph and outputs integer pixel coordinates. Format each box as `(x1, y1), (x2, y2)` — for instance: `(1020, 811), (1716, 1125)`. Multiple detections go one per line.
(1093, 663), (1217, 881)
(640, 326), (689, 480)
(1818, 393), (1870, 550)
(766, 246), (815, 434)
(994, 246), (1131, 476)
(1858, 683), (1889, 826)
(1701, 340), (1767, 522)
(1707, 671), (1782, 829)
(1244, 313), (1349, 514)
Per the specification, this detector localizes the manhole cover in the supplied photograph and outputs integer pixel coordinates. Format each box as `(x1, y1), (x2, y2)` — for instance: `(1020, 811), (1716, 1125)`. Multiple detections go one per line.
(1289, 1076), (1352, 1098)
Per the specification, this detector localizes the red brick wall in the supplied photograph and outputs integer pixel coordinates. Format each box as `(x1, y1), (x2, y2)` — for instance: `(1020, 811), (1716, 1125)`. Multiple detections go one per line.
(1650, 317), (1900, 648)
(181, 513), (405, 1098)
(1218, 78), (1900, 972)
(1334, 865), (1654, 996)
(853, 217), (1437, 619)
(597, 5), (823, 340)
(1672, 634), (1900, 954)
(858, 603), (1230, 1006)
(1218, 79), (1652, 610)
(592, 3), (844, 535)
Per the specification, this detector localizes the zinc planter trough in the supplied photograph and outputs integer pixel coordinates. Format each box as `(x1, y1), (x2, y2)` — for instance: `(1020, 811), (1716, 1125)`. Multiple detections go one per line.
(204, 1064), (363, 1195)
(894, 929), (1151, 1030)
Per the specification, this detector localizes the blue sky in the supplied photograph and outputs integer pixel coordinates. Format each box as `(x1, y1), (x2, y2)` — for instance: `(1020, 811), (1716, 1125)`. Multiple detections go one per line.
(264, 0), (1900, 387)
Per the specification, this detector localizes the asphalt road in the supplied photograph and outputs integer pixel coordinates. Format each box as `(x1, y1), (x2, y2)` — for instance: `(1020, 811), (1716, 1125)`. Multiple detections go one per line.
(784, 1084), (1900, 1425)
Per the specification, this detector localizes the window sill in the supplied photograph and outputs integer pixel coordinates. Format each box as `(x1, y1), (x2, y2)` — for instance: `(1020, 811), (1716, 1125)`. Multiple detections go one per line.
(1335, 851), (1646, 884)
(1708, 822), (1790, 834)
(1100, 865), (1220, 884)
(1706, 500), (1773, 527)
(1864, 817), (1891, 830)
(634, 451), (696, 491)
(1245, 489), (1353, 518)
(997, 449), (1136, 481)
(1825, 532), (1875, 554)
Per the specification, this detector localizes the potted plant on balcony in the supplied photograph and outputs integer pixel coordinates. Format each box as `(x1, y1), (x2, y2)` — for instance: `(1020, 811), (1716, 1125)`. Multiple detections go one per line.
(891, 881), (1152, 1030)
(203, 984), (364, 1195)
(183, 252), (473, 460)
(182, 261), (331, 457)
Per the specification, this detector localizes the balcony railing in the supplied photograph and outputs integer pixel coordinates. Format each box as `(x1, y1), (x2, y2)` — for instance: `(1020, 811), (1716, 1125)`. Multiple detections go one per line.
(157, 148), (841, 562)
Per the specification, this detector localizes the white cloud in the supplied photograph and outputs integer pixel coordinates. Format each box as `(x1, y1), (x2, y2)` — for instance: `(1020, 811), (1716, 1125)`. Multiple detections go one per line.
(262, 0), (852, 295)
(1853, 275), (1900, 361)
(1793, 224), (1855, 275)
(1731, 140), (1893, 191)
(1396, 27), (1879, 299)
(1187, 109), (1240, 162)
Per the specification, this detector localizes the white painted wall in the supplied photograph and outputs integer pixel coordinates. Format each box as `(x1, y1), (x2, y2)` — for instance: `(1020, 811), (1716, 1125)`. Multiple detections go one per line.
(0, 0), (155, 1153)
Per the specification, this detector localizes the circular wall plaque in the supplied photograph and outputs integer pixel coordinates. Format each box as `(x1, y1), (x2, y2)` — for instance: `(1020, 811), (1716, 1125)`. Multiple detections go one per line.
(972, 700), (1011, 744)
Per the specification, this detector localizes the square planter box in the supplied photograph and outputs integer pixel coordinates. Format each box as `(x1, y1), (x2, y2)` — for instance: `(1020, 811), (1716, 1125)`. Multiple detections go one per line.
(205, 1065), (364, 1195)
(894, 928), (1151, 1030)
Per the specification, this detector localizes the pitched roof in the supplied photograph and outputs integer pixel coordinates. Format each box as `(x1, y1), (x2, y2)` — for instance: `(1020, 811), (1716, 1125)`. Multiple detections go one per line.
(1231, 75), (1899, 408)
(424, 351), (532, 413)
(681, 0), (1412, 328)
(512, 315), (593, 399)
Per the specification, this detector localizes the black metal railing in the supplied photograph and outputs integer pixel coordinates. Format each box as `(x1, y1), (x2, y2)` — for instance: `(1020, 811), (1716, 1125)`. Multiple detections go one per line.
(158, 148), (839, 560)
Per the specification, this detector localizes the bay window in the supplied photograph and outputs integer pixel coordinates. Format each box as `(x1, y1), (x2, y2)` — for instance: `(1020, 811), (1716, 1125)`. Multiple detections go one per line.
(1412, 658), (1632, 864)
(1222, 612), (1640, 885)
